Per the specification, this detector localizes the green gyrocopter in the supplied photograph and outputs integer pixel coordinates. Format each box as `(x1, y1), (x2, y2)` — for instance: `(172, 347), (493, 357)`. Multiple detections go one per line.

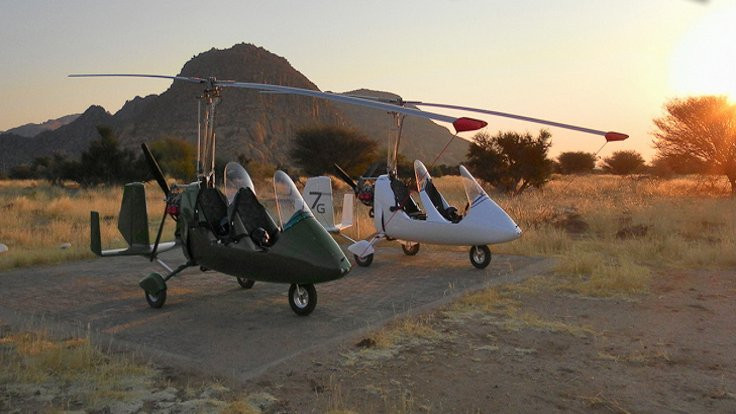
(76, 74), (359, 316)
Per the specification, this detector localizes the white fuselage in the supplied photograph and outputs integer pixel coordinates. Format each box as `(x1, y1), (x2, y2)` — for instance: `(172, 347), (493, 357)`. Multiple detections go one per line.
(372, 174), (521, 246)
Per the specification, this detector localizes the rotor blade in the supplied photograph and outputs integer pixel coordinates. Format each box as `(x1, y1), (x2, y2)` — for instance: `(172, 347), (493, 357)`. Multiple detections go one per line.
(68, 73), (206, 84)
(219, 81), (484, 129)
(69, 73), (488, 134)
(412, 102), (628, 141)
(141, 143), (170, 196)
(333, 164), (358, 192)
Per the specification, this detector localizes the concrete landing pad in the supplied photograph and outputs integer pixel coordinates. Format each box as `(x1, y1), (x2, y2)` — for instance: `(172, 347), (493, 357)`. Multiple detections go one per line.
(0, 247), (551, 381)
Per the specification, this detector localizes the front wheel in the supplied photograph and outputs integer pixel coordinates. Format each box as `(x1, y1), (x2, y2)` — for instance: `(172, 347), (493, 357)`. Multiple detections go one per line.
(236, 277), (255, 289)
(288, 284), (317, 316)
(354, 253), (374, 267)
(145, 290), (167, 308)
(401, 242), (420, 256)
(469, 245), (491, 269)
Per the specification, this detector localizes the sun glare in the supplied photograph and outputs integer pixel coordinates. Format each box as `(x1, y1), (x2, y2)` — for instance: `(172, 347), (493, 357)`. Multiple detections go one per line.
(670, 3), (736, 101)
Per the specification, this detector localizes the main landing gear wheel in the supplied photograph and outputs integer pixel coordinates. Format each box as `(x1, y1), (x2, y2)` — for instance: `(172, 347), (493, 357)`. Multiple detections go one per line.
(469, 245), (491, 269)
(354, 253), (374, 267)
(401, 243), (420, 256)
(145, 290), (167, 308)
(236, 277), (255, 289)
(288, 284), (317, 316)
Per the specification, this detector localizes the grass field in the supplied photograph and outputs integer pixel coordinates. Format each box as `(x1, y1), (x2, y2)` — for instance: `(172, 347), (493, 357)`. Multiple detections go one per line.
(1, 174), (734, 412)
(1, 174), (734, 290)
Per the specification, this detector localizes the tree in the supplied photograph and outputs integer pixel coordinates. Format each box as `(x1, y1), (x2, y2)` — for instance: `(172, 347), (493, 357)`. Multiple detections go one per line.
(557, 151), (597, 174)
(148, 136), (196, 180)
(653, 96), (736, 193)
(601, 150), (645, 175)
(290, 126), (378, 177)
(76, 126), (143, 186)
(466, 130), (554, 195)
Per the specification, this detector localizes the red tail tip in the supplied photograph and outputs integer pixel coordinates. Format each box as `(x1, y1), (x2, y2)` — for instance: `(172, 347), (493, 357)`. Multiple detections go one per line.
(604, 131), (629, 142)
(453, 117), (487, 133)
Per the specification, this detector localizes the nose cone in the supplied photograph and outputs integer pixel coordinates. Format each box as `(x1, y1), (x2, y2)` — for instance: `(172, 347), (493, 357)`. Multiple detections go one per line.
(482, 198), (522, 244)
(501, 221), (523, 242)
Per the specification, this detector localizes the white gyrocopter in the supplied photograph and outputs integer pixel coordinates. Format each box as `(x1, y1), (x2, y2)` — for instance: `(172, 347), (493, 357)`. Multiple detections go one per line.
(70, 73), (627, 270)
(301, 97), (628, 269)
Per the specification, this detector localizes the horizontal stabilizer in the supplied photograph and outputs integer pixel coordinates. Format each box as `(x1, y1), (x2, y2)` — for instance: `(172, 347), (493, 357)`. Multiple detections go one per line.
(348, 240), (374, 258)
(90, 210), (177, 257)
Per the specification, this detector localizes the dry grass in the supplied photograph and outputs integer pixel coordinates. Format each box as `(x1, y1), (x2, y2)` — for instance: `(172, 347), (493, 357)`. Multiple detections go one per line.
(0, 180), (174, 270)
(0, 327), (155, 409)
(362, 314), (441, 350)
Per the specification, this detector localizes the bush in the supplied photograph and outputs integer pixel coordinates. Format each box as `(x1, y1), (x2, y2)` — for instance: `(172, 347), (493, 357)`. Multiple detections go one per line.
(466, 130), (554, 195)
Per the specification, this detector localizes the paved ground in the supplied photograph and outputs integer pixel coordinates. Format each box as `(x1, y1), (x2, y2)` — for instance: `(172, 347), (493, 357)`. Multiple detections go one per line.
(0, 246), (550, 382)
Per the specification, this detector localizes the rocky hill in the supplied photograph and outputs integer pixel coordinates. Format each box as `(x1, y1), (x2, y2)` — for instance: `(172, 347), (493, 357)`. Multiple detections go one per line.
(0, 43), (468, 173)
(2, 114), (80, 138)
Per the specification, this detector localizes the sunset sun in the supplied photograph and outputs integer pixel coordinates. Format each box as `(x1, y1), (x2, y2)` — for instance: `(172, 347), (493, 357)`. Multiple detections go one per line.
(670, 4), (736, 101)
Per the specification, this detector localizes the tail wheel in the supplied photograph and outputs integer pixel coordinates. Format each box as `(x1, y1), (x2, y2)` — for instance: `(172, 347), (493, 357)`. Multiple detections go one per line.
(237, 277), (255, 289)
(354, 253), (374, 267)
(288, 284), (317, 316)
(401, 242), (420, 256)
(469, 245), (491, 269)
(145, 290), (167, 308)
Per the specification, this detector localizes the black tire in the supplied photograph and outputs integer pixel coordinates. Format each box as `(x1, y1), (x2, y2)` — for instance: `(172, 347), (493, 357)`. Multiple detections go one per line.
(401, 243), (420, 256)
(237, 277), (255, 289)
(145, 289), (167, 308)
(288, 284), (317, 316)
(469, 245), (492, 269)
(354, 253), (374, 267)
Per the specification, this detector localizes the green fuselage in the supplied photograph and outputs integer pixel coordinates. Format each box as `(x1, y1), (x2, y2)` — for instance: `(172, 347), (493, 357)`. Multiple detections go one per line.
(178, 184), (351, 285)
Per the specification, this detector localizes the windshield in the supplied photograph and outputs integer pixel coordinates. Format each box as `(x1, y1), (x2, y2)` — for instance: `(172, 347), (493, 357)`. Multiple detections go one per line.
(414, 160), (431, 192)
(273, 170), (313, 229)
(223, 162), (255, 203)
(459, 165), (488, 206)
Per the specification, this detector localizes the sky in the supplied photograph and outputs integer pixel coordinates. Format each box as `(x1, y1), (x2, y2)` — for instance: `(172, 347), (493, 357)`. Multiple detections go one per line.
(1, 0), (735, 161)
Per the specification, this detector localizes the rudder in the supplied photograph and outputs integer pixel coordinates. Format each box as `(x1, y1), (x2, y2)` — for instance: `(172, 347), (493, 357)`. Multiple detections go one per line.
(303, 176), (336, 231)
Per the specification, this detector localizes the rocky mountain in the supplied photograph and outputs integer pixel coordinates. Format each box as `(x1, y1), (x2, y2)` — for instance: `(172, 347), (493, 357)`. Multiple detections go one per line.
(2, 114), (80, 138)
(0, 106), (113, 169)
(0, 43), (468, 173)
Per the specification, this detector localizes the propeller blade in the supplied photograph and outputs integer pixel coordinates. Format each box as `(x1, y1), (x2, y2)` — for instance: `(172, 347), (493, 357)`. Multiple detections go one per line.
(149, 206), (167, 261)
(363, 161), (381, 179)
(412, 102), (628, 140)
(333, 164), (358, 192)
(141, 143), (170, 197)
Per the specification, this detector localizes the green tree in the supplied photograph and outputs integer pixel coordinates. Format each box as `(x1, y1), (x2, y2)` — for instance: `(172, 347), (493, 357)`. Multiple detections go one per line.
(76, 126), (142, 186)
(466, 130), (554, 195)
(557, 151), (597, 174)
(601, 150), (645, 175)
(653, 96), (736, 193)
(290, 126), (378, 177)
(149, 137), (196, 180)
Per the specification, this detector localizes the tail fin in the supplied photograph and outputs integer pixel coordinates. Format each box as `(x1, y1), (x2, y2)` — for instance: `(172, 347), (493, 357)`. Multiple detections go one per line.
(303, 176), (336, 231)
(336, 193), (353, 231)
(90, 211), (102, 256)
(118, 182), (150, 249)
(90, 182), (176, 257)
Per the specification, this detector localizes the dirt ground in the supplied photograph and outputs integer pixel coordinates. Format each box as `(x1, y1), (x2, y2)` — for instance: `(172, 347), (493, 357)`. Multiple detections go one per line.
(249, 268), (736, 413)
(2, 266), (735, 413)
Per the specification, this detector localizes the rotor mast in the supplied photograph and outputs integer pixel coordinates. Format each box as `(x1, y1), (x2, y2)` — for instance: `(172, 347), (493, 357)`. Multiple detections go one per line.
(387, 112), (406, 177)
(197, 78), (221, 187)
